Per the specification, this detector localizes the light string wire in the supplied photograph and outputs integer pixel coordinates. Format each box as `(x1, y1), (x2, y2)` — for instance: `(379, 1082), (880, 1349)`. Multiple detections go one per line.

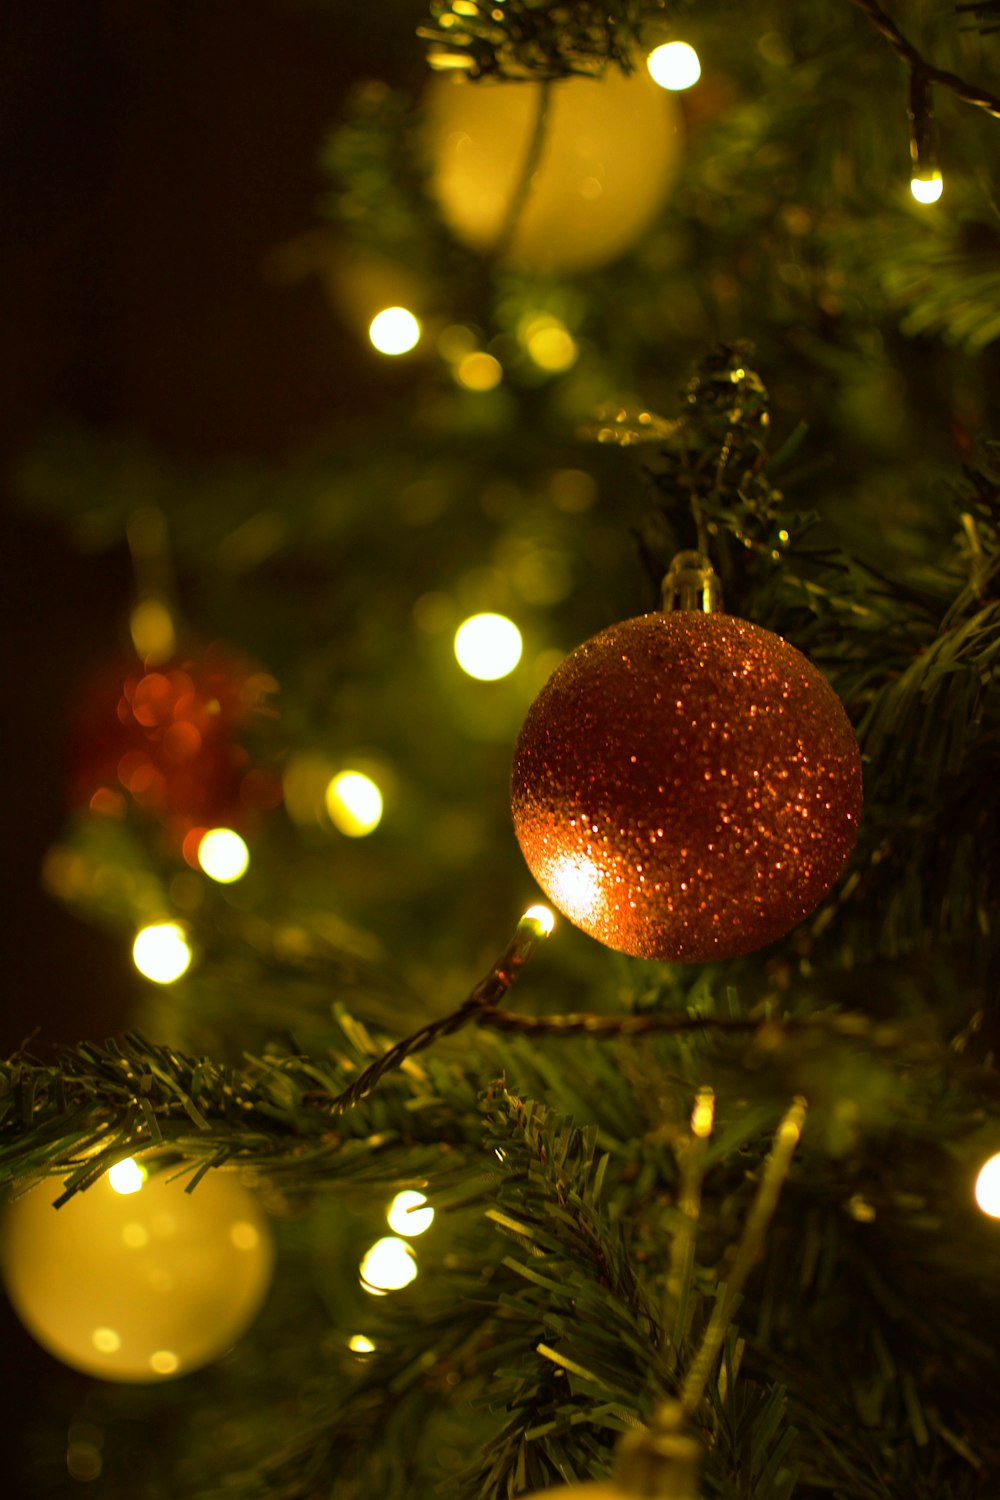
(851, 0), (1000, 119)
(324, 914), (964, 1118)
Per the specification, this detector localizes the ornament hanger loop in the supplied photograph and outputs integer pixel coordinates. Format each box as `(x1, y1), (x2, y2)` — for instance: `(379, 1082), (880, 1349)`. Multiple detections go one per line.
(659, 551), (723, 615)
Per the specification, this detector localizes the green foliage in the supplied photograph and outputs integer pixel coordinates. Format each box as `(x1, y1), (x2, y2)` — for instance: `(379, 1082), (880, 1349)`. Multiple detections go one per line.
(417, 0), (651, 81)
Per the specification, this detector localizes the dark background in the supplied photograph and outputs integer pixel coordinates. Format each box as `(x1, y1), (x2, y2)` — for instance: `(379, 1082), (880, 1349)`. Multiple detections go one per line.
(1, 0), (379, 1462)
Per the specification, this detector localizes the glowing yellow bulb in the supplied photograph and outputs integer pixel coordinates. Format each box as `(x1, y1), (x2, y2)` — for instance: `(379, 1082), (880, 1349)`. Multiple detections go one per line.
(523, 904), (555, 936)
(647, 41), (702, 91)
(975, 1153), (1000, 1217)
(107, 1158), (147, 1196)
(349, 1334), (376, 1353)
(129, 598), (176, 665)
(387, 1190), (435, 1238)
(360, 1237), (418, 1294)
(369, 306), (421, 355)
(325, 771), (384, 837)
(522, 314), (577, 373)
(454, 613), (523, 680)
(132, 923), (192, 984)
(910, 172), (943, 204)
(455, 351), (503, 391)
(197, 828), (250, 883)
(690, 1089), (715, 1140)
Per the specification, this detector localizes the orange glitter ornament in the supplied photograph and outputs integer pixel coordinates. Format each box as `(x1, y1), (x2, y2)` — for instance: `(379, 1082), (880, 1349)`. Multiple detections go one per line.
(512, 590), (862, 962)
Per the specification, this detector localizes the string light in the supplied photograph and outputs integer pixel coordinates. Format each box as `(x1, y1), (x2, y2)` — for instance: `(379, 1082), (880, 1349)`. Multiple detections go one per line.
(910, 171), (943, 204)
(132, 923), (192, 984)
(360, 1237), (418, 1294)
(387, 1190), (435, 1237)
(129, 598), (175, 665)
(647, 41), (702, 91)
(107, 1158), (147, 1196)
(454, 613), (523, 680)
(522, 904), (555, 936)
(455, 351), (503, 391)
(975, 1152), (1000, 1218)
(348, 1334), (376, 1354)
(197, 828), (250, 883)
(368, 307), (421, 355)
(325, 770), (384, 837)
(521, 314), (577, 373)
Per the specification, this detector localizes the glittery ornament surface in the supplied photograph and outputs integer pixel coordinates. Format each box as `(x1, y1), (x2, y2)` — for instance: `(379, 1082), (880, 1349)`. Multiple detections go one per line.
(511, 613), (862, 962)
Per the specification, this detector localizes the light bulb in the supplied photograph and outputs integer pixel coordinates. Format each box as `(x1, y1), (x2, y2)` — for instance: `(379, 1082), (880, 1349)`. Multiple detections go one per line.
(975, 1152), (1000, 1217)
(107, 1159), (147, 1196)
(454, 613), (523, 680)
(129, 599), (176, 665)
(197, 828), (250, 883)
(359, 1237), (417, 1293)
(369, 307), (421, 355)
(455, 351), (503, 391)
(523, 904), (555, 936)
(522, 314), (577, 373)
(910, 171), (943, 204)
(325, 770), (384, 837)
(387, 1190), (435, 1238)
(647, 41), (702, 91)
(348, 1334), (376, 1353)
(132, 923), (192, 984)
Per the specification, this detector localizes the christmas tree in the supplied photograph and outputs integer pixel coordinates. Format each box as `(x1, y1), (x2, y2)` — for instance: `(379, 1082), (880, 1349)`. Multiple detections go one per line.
(4, 1), (1000, 1496)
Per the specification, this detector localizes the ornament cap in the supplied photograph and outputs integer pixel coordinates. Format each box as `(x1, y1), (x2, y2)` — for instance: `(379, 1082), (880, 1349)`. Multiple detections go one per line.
(613, 1416), (702, 1499)
(660, 552), (723, 615)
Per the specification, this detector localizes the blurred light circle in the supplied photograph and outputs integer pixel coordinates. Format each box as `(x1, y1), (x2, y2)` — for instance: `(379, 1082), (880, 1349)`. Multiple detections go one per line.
(369, 307), (421, 355)
(647, 41), (702, 91)
(387, 1190), (435, 1237)
(454, 614), (523, 680)
(360, 1237), (417, 1293)
(197, 828), (250, 883)
(325, 771), (384, 837)
(132, 923), (192, 984)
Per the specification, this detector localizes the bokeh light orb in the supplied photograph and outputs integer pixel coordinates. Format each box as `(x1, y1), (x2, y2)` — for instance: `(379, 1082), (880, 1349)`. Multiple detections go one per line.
(325, 770), (384, 837)
(132, 923), (192, 984)
(454, 613), (523, 680)
(197, 827), (250, 883)
(647, 41), (702, 91)
(369, 307), (421, 355)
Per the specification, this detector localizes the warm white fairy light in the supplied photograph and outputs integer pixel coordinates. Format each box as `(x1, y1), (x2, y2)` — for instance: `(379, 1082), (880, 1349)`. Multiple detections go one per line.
(454, 613), (523, 680)
(348, 1334), (376, 1353)
(197, 828), (250, 883)
(522, 314), (577, 373)
(975, 1152), (1000, 1217)
(360, 1237), (418, 1294)
(387, 1190), (435, 1237)
(647, 41), (702, 91)
(910, 171), (943, 204)
(369, 307), (421, 355)
(455, 351), (503, 391)
(107, 1158), (147, 1196)
(325, 770), (384, 837)
(132, 923), (192, 984)
(523, 904), (555, 936)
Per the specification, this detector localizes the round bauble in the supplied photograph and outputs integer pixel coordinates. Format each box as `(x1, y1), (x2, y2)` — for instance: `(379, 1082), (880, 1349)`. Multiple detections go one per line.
(512, 612), (862, 962)
(1, 1159), (274, 1381)
(424, 66), (682, 273)
(70, 644), (281, 846)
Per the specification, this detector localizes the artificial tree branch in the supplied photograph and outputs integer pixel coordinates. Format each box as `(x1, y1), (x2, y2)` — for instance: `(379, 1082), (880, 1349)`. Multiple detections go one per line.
(851, 0), (1000, 118)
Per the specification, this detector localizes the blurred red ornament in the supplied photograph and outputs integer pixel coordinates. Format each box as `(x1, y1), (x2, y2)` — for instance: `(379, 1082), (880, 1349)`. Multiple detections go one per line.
(71, 644), (281, 846)
(511, 610), (862, 962)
